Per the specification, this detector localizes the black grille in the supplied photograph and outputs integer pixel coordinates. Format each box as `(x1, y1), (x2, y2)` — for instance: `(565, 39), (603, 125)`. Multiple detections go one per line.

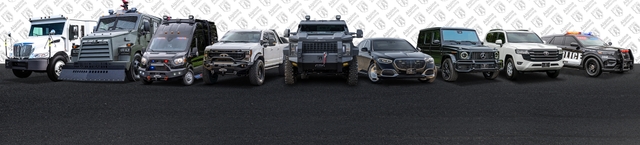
(522, 50), (561, 61)
(13, 45), (33, 58)
(148, 65), (170, 71)
(79, 40), (111, 61)
(471, 52), (495, 60)
(302, 42), (338, 53)
(208, 51), (246, 60)
(622, 53), (630, 59)
(393, 60), (426, 70)
(473, 64), (497, 69)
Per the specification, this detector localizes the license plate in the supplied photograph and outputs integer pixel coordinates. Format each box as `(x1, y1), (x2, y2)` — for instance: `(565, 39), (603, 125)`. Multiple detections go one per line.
(153, 75), (162, 78)
(219, 68), (227, 72)
(542, 63), (550, 67)
(406, 69), (416, 74)
(315, 64), (325, 68)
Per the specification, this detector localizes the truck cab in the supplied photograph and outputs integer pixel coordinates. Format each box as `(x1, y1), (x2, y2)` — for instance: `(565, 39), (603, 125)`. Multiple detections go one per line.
(202, 29), (287, 86)
(139, 15), (217, 86)
(4, 15), (96, 81)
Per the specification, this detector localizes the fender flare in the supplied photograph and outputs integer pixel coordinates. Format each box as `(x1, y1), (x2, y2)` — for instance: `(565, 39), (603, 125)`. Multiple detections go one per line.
(580, 53), (603, 67)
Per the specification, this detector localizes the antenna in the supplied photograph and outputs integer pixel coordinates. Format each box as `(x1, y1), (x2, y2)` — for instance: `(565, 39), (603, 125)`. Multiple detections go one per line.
(121, 0), (129, 11)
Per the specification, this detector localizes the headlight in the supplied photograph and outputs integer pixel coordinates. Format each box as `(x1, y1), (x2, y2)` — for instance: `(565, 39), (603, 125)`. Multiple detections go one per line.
(141, 57), (148, 65)
(290, 43), (298, 56)
(244, 50), (252, 60)
(118, 47), (131, 55)
(343, 43), (351, 56)
(597, 50), (615, 55)
(174, 57), (185, 65)
(377, 58), (393, 64)
(425, 57), (434, 63)
(30, 52), (50, 58)
(558, 49), (563, 54)
(460, 51), (470, 59)
(515, 49), (529, 54)
(494, 51), (499, 59)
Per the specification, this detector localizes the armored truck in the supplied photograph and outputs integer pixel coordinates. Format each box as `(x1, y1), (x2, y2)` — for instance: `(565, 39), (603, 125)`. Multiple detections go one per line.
(4, 15), (96, 81)
(58, 1), (162, 82)
(282, 15), (363, 86)
(202, 29), (286, 86)
(139, 15), (217, 86)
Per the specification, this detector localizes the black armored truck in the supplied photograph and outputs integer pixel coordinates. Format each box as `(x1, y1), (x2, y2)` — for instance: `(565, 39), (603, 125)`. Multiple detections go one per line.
(282, 15), (363, 86)
(138, 15), (217, 86)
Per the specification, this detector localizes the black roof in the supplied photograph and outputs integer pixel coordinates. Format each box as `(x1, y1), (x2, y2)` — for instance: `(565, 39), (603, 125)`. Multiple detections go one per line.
(363, 37), (406, 41)
(299, 20), (347, 25)
(155, 21), (196, 37)
(419, 27), (476, 31)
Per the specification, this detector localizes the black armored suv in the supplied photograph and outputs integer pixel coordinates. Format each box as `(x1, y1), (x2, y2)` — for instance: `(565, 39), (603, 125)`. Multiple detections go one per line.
(416, 27), (500, 82)
(138, 15), (217, 85)
(282, 15), (363, 86)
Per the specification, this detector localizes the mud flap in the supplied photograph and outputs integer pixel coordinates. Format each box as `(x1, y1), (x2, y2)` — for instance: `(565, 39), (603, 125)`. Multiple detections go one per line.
(58, 62), (127, 82)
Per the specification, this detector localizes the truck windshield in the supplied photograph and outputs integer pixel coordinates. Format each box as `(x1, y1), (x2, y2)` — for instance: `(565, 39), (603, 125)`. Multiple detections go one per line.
(219, 32), (261, 43)
(372, 40), (416, 52)
(576, 35), (606, 46)
(96, 16), (138, 32)
(148, 37), (189, 51)
(442, 30), (480, 43)
(299, 25), (346, 33)
(506, 32), (543, 43)
(29, 22), (65, 36)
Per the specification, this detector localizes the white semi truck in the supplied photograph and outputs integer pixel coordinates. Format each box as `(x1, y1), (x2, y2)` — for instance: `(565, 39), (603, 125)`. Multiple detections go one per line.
(4, 15), (96, 81)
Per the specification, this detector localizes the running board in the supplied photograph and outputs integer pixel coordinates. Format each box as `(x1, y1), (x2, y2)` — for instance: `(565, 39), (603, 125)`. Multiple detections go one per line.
(265, 65), (279, 70)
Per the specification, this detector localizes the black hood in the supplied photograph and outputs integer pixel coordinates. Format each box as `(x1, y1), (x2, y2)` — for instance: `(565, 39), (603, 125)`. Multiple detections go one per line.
(584, 45), (625, 51)
(372, 51), (431, 59)
(443, 44), (494, 51)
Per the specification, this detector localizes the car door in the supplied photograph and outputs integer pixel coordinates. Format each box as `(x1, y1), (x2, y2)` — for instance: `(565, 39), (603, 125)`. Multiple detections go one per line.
(272, 32), (285, 65)
(357, 40), (372, 71)
(427, 30), (442, 65)
(556, 36), (582, 67)
(483, 32), (499, 58)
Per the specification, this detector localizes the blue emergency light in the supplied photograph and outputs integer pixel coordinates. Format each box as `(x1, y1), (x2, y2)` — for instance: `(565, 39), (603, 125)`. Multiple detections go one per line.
(150, 66), (155, 70)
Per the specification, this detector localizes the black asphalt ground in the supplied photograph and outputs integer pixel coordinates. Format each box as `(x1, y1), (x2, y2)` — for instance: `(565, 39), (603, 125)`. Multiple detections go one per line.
(1, 65), (640, 144)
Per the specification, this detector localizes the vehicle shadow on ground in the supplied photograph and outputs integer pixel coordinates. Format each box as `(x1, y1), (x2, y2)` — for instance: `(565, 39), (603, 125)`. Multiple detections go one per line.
(186, 71), (283, 88)
(559, 67), (629, 80)
(357, 75), (437, 86)
(497, 71), (566, 84)
(437, 73), (503, 86)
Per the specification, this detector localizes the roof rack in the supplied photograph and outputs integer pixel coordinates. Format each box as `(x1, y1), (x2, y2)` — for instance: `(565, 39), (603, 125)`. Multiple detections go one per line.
(516, 29), (530, 31)
(489, 29), (503, 31)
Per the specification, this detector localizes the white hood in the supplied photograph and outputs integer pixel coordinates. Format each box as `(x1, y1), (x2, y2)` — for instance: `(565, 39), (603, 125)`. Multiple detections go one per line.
(9, 35), (65, 57)
(508, 43), (559, 50)
(206, 42), (260, 50)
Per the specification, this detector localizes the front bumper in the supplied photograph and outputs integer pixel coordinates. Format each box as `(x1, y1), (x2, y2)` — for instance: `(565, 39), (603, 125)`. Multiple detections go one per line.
(203, 60), (254, 75)
(58, 61), (128, 82)
(454, 60), (500, 73)
(4, 58), (49, 71)
(139, 66), (188, 81)
(288, 53), (354, 72)
(599, 57), (634, 72)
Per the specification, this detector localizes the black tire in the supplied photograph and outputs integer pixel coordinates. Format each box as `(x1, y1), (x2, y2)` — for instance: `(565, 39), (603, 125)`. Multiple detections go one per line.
(505, 58), (519, 80)
(47, 55), (67, 82)
(203, 69), (218, 85)
(367, 62), (381, 83)
(418, 67), (437, 83)
(584, 57), (602, 77)
(126, 53), (142, 82)
(278, 59), (285, 77)
(284, 59), (296, 85)
(441, 58), (458, 82)
(347, 58), (358, 86)
(12, 69), (32, 78)
(546, 70), (560, 78)
(483, 70), (499, 80)
(183, 67), (195, 86)
(249, 59), (265, 86)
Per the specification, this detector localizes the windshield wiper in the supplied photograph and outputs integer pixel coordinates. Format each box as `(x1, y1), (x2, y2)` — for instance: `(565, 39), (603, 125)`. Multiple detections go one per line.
(444, 40), (461, 44)
(460, 41), (477, 45)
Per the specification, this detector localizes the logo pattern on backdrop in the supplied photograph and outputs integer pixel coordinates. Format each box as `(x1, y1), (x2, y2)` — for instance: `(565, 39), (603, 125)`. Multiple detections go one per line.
(1, 0), (639, 63)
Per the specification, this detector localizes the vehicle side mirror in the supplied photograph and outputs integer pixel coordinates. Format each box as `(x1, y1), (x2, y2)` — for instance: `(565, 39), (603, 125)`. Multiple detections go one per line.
(495, 39), (503, 44)
(607, 42), (612, 46)
(49, 30), (56, 35)
(69, 25), (79, 40)
(416, 47), (422, 51)
(7, 33), (11, 37)
(143, 21), (150, 32)
(260, 40), (268, 47)
(356, 29), (363, 38)
(542, 40), (547, 44)
(283, 29), (290, 37)
(51, 39), (61, 43)
(361, 47), (368, 52)
(432, 39), (440, 44)
(191, 47), (198, 56)
(570, 42), (579, 47)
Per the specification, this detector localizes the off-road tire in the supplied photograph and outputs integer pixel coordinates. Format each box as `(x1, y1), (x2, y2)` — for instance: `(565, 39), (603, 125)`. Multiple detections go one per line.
(126, 53), (142, 82)
(441, 58), (458, 82)
(505, 58), (519, 80)
(546, 70), (560, 78)
(249, 59), (265, 86)
(347, 58), (358, 86)
(284, 59), (296, 85)
(47, 55), (66, 82)
(12, 69), (32, 78)
(584, 57), (602, 77)
(203, 68), (218, 85)
(183, 67), (195, 86)
(483, 70), (499, 80)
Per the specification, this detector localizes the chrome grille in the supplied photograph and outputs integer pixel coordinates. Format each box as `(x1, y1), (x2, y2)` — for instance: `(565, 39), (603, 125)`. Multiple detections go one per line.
(393, 59), (426, 70)
(524, 49), (561, 61)
(472, 52), (495, 60)
(12, 45), (33, 58)
(79, 40), (112, 61)
(301, 42), (338, 53)
(208, 50), (246, 60)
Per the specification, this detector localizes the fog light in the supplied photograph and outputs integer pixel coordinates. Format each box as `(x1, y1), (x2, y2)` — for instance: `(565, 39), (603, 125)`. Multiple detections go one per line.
(517, 62), (523, 65)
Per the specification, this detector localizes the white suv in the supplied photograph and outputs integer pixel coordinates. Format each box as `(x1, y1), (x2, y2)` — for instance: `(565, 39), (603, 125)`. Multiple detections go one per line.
(483, 29), (564, 80)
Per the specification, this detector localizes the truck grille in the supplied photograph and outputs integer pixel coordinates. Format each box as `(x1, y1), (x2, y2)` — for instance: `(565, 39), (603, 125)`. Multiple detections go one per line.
(208, 50), (246, 60)
(302, 42), (338, 53)
(13, 45), (33, 58)
(393, 59), (426, 70)
(523, 50), (561, 61)
(622, 52), (630, 59)
(79, 40), (112, 61)
(471, 52), (495, 60)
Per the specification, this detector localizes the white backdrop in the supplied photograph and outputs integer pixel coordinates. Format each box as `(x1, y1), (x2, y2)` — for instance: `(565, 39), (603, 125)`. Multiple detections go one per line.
(1, 0), (639, 63)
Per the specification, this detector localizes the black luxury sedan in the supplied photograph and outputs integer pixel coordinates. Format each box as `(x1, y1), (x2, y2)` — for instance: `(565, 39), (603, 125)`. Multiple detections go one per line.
(356, 38), (437, 83)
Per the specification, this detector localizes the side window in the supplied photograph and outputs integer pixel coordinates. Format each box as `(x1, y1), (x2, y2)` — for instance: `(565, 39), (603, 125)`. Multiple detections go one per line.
(563, 36), (577, 46)
(424, 31), (433, 44)
(267, 32), (276, 41)
(69, 25), (79, 40)
(80, 25), (85, 38)
(551, 37), (565, 45)
(496, 32), (505, 42)
(432, 30), (441, 42)
(485, 32), (496, 43)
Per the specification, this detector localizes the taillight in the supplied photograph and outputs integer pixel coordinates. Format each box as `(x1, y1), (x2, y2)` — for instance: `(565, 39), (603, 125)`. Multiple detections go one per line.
(621, 49), (629, 53)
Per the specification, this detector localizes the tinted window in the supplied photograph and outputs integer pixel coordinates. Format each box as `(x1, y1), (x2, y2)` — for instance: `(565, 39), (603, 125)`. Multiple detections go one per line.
(551, 37), (564, 45)
(299, 25), (346, 32)
(496, 32), (506, 42)
(149, 37), (189, 51)
(575, 35), (606, 46)
(29, 22), (65, 36)
(485, 32), (496, 43)
(96, 16), (138, 32)
(371, 40), (416, 51)
(505, 32), (543, 43)
(219, 31), (261, 43)
(563, 37), (578, 46)
(442, 30), (479, 42)
(267, 32), (276, 41)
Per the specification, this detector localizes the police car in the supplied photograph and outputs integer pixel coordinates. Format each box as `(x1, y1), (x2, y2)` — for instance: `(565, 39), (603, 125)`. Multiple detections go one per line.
(541, 31), (634, 77)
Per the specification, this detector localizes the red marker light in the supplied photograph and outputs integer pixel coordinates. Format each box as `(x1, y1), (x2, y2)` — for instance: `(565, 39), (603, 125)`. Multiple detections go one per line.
(164, 60), (169, 63)
(621, 49), (629, 53)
